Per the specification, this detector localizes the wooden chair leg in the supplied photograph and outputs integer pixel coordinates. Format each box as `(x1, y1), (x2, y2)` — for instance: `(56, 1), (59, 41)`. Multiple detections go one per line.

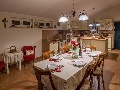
(90, 74), (93, 88)
(97, 75), (100, 90)
(102, 74), (105, 90)
(1, 68), (4, 73)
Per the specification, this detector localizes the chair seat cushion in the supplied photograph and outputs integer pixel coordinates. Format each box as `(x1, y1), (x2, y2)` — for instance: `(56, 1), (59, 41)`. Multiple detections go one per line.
(23, 54), (35, 62)
(80, 79), (90, 90)
(0, 61), (5, 70)
(93, 67), (101, 74)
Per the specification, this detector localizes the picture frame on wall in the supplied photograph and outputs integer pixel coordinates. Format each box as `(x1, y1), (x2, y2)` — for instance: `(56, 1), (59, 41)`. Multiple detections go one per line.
(34, 22), (38, 28)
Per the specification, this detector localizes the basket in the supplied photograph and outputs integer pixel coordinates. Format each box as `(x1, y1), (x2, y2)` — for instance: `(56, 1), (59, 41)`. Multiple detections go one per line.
(9, 46), (17, 53)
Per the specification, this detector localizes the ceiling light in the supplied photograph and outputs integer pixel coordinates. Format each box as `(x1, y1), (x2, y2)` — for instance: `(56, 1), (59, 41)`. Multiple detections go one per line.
(79, 13), (89, 21)
(59, 0), (88, 22)
(59, 15), (68, 22)
(89, 24), (93, 27)
(96, 23), (100, 26)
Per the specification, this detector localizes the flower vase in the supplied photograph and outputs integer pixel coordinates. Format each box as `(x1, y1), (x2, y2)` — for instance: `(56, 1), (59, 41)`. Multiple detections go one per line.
(72, 49), (78, 59)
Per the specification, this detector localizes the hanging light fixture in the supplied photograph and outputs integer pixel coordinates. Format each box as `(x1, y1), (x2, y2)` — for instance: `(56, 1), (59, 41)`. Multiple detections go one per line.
(89, 8), (100, 33)
(59, 0), (88, 22)
(79, 10), (89, 21)
(59, 15), (68, 22)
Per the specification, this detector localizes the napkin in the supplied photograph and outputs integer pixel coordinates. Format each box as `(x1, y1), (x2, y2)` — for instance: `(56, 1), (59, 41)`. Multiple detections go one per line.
(83, 50), (86, 52)
(73, 61), (86, 68)
(68, 51), (71, 54)
(48, 64), (64, 72)
(48, 58), (59, 62)
(55, 68), (61, 72)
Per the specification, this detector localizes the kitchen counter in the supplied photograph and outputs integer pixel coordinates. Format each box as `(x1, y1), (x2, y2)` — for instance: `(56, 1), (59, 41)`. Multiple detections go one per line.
(80, 37), (108, 53)
(80, 37), (108, 41)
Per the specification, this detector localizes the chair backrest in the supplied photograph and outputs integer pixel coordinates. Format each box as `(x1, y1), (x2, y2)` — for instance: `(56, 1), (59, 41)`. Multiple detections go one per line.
(33, 66), (57, 90)
(75, 64), (93, 90)
(94, 52), (106, 71)
(60, 45), (70, 54)
(22, 46), (36, 55)
(64, 44), (70, 50)
(42, 52), (50, 60)
(60, 47), (67, 54)
(90, 46), (96, 51)
(49, 50), (55, 56)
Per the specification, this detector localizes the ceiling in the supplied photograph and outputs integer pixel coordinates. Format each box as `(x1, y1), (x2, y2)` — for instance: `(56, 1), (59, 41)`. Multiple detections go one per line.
(0, 0), (120, 20)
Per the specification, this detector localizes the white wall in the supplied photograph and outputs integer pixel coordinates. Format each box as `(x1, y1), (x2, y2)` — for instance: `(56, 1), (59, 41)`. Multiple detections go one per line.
(0, 12), (55, 58)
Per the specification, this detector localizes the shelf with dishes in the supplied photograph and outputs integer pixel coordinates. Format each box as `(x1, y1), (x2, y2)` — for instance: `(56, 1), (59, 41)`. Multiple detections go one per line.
(34, 20), (53, 29)
(9, 17), (54, 29)
(9, 17), (33, 28)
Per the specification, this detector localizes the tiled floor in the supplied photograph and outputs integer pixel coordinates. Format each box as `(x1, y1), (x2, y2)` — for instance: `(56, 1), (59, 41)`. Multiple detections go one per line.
(0, 50), (120, 90)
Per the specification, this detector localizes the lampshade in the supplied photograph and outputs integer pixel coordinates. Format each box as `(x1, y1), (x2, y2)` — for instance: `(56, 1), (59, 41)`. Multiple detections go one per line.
(59, 0), (88, 22)
(59, 16), (68, 22)
(96, 23), (100, 26)
(89, 24), (93, 26)
(79, 14), (89, 21)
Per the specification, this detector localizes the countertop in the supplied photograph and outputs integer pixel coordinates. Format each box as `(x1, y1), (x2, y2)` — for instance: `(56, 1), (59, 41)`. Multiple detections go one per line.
(80, 37), (108, 41)
(42, 40), (59, 43)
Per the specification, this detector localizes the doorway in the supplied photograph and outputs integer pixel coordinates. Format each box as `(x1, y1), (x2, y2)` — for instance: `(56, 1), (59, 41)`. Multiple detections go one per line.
(114, 22), (120, 49)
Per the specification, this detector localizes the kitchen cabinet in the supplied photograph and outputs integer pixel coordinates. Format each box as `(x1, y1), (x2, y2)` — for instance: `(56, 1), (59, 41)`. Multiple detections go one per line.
(71, 21), (89, 30)
(108, 37), (112, 50)
(80, 37), (108, 53)
(100, 19), (114, 30)
(42, 41), (58, 54)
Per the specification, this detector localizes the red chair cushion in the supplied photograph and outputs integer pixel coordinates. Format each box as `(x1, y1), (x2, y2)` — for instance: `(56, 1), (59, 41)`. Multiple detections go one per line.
(22, 46), (36, 62)
(23, 54), (35, 62)
(0, 61), (5, 70)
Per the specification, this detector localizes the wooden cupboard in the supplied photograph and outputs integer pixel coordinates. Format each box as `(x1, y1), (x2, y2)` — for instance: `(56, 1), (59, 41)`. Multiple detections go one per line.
(42, 41), (58, 54)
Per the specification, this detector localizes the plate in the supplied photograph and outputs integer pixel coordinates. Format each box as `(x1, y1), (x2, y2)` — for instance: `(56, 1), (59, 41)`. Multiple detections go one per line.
(73, 61), (86, 67)
(51, 56), (59, 60)
(47, 64), (58, 70)
(89, 54), (97, 57)
(68, 61), (86, 67)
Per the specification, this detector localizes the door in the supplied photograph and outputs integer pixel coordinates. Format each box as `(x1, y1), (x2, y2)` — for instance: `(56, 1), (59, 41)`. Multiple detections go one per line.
(114, 22), (120, 49)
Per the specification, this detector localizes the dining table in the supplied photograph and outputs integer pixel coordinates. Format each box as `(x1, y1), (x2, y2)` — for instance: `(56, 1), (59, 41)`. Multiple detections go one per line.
(34, 50), (102, 90)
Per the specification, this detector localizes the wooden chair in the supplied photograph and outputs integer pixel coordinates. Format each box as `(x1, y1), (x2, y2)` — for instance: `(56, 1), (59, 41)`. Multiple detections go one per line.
(92, 52), (106, 90)
(22, 46), (36, 67)
(60, 45), (70, 54)
(42, 50), (55, 60)
(75, 64), (94, 90)
(49, 50), (55, 57)
(64, 44), (70, 51)
(60, 47), (67, 54)
(90, 46), (96, 51)
(33, 66), (57, 90)
(42, 52), (50, 60)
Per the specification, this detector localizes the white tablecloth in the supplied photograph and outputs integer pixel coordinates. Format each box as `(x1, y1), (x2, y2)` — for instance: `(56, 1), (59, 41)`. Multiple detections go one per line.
(3, 51), (23, 74)
(34, 51), (102, 90)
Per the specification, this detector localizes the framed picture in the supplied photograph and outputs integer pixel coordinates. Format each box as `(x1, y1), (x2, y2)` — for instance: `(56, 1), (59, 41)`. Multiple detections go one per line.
(34, 22), (38, 28)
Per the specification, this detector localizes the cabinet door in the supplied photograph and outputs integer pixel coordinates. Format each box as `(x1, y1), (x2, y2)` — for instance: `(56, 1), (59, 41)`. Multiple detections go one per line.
(108, 37), (111, 49)
(50, 42), (58, 54)
(100, 20), (106, 30)
(100, 19), (113, 30)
